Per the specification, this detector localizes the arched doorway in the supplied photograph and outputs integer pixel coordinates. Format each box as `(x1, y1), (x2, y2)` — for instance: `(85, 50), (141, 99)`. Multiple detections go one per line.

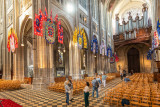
(20, 16), (33, 82)
(80, 29), (88, 75)
(54, 16), (72, 77)
(23, 18), (33, 79)
(54, 28), (69, 77)
(127, 47), (140, 73)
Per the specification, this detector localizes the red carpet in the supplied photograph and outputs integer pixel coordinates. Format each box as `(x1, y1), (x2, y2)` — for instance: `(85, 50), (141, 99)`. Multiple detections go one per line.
(0, 99), (22, 107)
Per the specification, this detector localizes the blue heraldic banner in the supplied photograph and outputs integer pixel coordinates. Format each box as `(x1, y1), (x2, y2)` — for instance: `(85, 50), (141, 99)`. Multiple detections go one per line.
(157, 19), (160, 40)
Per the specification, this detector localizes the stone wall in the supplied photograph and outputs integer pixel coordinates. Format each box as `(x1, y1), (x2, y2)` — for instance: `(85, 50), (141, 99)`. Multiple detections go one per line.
(116, 44), (151, 73)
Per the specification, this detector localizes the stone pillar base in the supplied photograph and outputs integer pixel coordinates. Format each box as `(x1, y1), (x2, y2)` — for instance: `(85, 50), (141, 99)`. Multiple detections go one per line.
(32, 77), (50, 90)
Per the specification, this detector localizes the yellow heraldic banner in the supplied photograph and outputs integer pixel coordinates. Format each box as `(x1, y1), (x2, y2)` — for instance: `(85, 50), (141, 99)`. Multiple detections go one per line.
(73, 27), (78, 43)
(73, 27), (88, 49)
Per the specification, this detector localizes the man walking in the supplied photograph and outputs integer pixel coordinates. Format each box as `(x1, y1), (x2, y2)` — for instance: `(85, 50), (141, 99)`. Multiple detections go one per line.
(92, 77), (99, 98)
(102, 73), (107, 87)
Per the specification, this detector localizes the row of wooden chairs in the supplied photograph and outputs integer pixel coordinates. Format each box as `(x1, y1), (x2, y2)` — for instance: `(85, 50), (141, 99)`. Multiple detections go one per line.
(0, 80), (21, 91)
(49, 73), (119, 95)
(85, 73), (117, 83)
(54, 76), (72, 83)
(104, 73), (160, 107)
(48, 80), (87, 95)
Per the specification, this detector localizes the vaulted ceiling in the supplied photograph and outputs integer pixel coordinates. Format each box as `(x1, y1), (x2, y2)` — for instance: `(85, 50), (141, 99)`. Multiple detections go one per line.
(106, 0), (152, 19)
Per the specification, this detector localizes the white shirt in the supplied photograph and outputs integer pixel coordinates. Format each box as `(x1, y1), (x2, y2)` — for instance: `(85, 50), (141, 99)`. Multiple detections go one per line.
(120, 69), (123, 74)
(84, 86), (89, 93)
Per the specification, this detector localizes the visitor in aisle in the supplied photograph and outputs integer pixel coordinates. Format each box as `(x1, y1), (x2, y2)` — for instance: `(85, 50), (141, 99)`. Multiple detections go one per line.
(84, 82), (90, 107)
(124, 76), (131, 82)
(92, 77), (99, 98)
(131, 69), (134, 75)
(68, 79), (74, 102)
(102, 73), (107, 87)
(96, 75), (102, 91)
(123, 70), (126, 77)
(120, 68), (123, 80)
(64, 80), (70, 105)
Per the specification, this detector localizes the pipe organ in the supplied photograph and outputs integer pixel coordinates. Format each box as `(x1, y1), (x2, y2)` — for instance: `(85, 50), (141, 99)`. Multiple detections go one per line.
(115, 3), (150, 40)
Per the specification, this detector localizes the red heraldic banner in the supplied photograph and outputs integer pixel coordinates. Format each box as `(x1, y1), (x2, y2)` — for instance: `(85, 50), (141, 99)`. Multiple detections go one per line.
(34, 10), (44, 37)
(57, 21), (63, 44)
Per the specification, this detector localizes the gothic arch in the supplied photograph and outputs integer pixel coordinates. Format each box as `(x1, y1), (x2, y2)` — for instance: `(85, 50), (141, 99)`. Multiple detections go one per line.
(53, 15), (73, 77)
(18, 15), (32, 80)
(82, 28), (89, 49)
(19, 15), (31, 43)
(58, 15), (73, 43)
(124, 45), (142, 72)
(116, 42), (150, 51)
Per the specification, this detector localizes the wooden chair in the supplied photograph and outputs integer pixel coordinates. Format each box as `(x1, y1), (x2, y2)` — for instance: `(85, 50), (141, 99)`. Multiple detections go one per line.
(130, 95), (141, 107)
(110, 93), (120, 106)
(103, 92), (111, 105)
(139, 96), (150, 107)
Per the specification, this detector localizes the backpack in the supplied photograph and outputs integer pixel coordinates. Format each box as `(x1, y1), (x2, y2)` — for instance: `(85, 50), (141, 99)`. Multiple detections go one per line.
(95, 80), (99, 89)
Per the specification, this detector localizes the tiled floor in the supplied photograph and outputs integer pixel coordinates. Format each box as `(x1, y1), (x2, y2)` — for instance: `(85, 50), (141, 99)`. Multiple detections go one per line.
(0, 78), (122, 107)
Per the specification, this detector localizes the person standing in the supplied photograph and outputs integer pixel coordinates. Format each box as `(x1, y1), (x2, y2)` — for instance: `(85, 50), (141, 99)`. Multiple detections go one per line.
(92, 77), (99, 98)
(102, 73), (107, 87)
(123, 70), (126, 77)
(96, 75), (101, 91)
(131, 69), (133, 75)
(120, 69), (123, 80)
(64, 81), (70, 105)
(68, 79), (73, 101)
(84, 82), (90, 107)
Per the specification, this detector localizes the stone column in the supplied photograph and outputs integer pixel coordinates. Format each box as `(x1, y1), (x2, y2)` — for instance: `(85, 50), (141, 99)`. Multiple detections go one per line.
(87, 0), (93, 77)
(152, 0), (158, 31)
(32, 0), (49, 90)
(97, 0), (101, 74)
(2, 0), (6, 79)
(151, 0), (158, 73)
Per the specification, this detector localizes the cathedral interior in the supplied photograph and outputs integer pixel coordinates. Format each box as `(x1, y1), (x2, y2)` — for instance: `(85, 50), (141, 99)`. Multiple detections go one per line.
(0, 0), (160, 107)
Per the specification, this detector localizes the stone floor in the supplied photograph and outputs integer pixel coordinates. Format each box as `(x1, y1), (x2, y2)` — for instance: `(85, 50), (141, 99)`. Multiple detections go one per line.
(0, 78), (122, 107)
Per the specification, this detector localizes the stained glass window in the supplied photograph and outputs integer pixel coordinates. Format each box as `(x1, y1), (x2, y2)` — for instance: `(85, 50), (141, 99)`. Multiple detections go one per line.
(92, 0), (98, 21)
(79, 0), (87, 10)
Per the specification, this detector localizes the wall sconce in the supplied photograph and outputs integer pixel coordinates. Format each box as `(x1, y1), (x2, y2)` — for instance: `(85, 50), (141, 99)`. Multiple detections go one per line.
(63, 47), (66, 53)
(21, 39), (24, 46)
